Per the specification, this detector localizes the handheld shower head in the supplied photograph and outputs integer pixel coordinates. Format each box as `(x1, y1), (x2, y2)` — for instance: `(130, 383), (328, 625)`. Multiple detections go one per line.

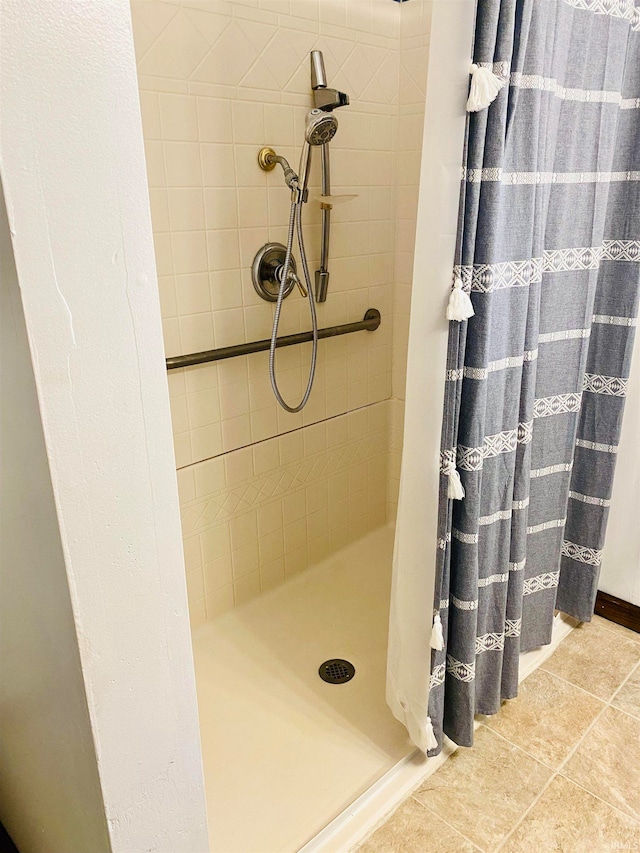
(298, 109), (338, 196)
(305, 108), (338, 145)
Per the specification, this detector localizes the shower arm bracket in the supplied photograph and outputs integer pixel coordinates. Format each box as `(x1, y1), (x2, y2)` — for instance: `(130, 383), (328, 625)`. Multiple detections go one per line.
(258, 146), (308, 204)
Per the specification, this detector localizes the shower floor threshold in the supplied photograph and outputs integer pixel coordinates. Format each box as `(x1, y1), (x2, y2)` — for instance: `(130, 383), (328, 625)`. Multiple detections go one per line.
(191, 524), (414, 853)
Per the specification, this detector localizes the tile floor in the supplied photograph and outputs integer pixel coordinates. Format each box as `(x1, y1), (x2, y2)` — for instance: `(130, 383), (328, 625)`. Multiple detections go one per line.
(356, 615), (640, 853)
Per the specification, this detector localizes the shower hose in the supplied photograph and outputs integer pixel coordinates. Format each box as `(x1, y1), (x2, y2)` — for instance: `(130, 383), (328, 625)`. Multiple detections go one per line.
(269, 193), (318, 413)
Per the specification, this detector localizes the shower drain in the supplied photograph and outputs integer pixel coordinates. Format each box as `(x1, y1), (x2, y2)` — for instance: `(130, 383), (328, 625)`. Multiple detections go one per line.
(318, 659), (356, 684)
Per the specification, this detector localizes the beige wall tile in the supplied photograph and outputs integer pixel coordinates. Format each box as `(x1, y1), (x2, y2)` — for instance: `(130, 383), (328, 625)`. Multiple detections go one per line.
(187, 387), (221, 430)
(197, 97), (233, 143)
(259, 557), (285, 591)
(133, 0), (431, 611)
(203, 555), (233, 593)
(204, 187), (238, 230)
(176, 272), (211, 314)
(234, 570), (261, 606)
(179, 312), (214, 352)
(189, 597), (207, 629)
(206, 229), (240, 270)
(205, 584), (234, 619)
(164, 141), (202, 186)
(232, 540), (259, 579)
(172, 230), (208, 274)
(167, 187), (205, 231)
(159, 93), (199, 140)
(201, 143), (236, 187)
(191, 422), (223, 460)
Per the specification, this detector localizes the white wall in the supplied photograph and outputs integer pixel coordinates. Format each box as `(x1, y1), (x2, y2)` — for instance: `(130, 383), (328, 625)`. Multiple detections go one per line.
(600, 339), (640, 606)
(0, 1), (208, 850)
(0, 183), (111, 853)
(387, 0), (476, 751)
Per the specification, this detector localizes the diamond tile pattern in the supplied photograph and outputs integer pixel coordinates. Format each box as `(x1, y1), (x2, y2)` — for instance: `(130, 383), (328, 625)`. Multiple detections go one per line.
(130, 0), (416, 468)
(133, 2), (400, 101)
(182, 430), (386, 536)
(179, 403), (391, 621)
(130, 0), (433, 618)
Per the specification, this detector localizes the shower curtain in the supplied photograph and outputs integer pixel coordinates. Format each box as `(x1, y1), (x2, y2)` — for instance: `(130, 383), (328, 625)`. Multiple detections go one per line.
(410, 0), (640, 754)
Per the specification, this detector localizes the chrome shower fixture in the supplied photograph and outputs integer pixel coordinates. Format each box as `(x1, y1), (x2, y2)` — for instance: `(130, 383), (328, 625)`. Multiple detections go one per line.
(253, 50), (350, 413)
(259, 109), (337, 200)
(306, 108), (339, 145)
(310, 49), (349, 112)
(257, 148), (298, 191)
(299, 109), (338, 197)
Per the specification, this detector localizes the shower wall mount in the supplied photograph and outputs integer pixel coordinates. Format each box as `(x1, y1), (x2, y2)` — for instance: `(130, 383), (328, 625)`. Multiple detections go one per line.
(252, 49), (349, 307)
(165, 51), (381, 407)
(249, 49), (352, 412)
(251, 241), (305, 302)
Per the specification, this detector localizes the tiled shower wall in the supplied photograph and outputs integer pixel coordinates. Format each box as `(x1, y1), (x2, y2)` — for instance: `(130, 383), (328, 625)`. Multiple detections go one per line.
(131, 0), (431, 625)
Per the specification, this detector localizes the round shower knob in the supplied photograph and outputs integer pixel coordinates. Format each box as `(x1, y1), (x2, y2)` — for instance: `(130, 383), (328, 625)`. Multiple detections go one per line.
(252, 242), (298, 302)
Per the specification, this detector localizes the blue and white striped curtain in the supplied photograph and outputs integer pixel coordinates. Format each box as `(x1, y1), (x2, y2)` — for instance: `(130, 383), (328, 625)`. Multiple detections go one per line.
(430, 0), (640, 752)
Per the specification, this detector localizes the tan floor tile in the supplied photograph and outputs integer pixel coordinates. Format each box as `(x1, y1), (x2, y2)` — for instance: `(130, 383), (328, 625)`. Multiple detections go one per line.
(592, 614), (640, 644)
(542, 619), (640, 700)
(357, 797), (479, 853)
(413, 726), (552, 851)
(484, 668), (605, 769)
(562, 705), (640, 821)
(501, 775), (640, 853)
(613, 662), (640, 720)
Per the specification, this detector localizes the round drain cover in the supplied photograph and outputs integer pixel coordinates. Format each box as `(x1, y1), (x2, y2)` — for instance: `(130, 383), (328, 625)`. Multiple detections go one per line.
(318, 659), (355, 684)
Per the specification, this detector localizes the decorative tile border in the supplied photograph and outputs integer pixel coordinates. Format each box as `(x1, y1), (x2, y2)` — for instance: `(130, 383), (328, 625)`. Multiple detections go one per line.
(181, 420), (388, 538)
(180, 402), (393, 624)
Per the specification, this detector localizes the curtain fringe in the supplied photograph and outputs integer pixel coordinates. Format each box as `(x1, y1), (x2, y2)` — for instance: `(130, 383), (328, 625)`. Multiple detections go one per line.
(446, 277), (475, 321)
(431, 613), (445, 650)
(425, 717), (439, 751)
(447, 467), (465, 500)
(467, 63), (507, 112)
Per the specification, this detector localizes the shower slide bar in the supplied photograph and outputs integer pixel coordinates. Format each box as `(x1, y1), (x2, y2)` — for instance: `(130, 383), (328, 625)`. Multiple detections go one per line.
(165, 308), (381, 371)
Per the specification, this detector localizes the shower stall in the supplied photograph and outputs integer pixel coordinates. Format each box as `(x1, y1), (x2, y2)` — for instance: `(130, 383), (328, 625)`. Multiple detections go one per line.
(1, 0), (638, 850)
(130, 0), (440, 848)
(127, 0), (639, 851)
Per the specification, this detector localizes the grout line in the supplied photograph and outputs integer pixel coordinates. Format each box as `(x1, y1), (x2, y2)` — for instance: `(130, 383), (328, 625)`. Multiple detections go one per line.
(495, 643), (640, 852)
(493, 708), (608, 853)
(490, 626), (640, 852)
(555, 774), (640, 827)
(610, 658), (640, 718)
(534, 694), (607, 771)
(407, 795), (486, 853)
(536, 664), (615, 703)
(493, 772), (558, 853)
(481, 724), (565, 772)
(593, 615), (640, 646)
(176, 397), (389, 470)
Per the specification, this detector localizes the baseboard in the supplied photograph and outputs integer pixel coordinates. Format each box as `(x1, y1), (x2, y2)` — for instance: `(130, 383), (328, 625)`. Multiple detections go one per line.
(595, 590), (640, 634)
